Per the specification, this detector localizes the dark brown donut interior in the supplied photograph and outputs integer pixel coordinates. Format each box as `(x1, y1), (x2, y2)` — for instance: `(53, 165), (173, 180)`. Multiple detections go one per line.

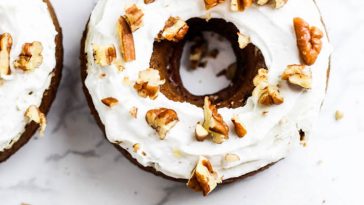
(150, 18), (266, 108)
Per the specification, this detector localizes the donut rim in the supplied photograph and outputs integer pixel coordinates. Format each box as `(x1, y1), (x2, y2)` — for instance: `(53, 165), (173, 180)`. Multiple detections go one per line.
(80, 0), (330, 185)
(0, 0), (63, 162)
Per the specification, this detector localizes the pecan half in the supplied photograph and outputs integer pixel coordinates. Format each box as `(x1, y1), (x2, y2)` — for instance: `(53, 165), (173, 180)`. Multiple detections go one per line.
(293, 17), (323, 65)
(117, 16), (136, 62)
(200, 97), (229, 144)
(231, 116), (247, 138)
(204, 0), (225, 9)
(0, 33), (13, 77)
(231, 0), (253, 11)
(158, 17), (189, 42)
(24, 105), (47, 136)
(14, 41), (43, 71)
(101, 97), (119, 107)
(146, 108), (179, 139)
(187, 156), (222, 196)
(281, 64), (312, 89)
(134, 68), (165, 99)
(93, 45), (117, 67)
(125, 4), (144, 32)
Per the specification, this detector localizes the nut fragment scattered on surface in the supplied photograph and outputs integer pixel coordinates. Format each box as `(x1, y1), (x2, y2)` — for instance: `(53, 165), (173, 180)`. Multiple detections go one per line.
(199, 97), (229, 144)
(146, 108), (179, 139)
(231, 0), (253, 12)
(24, 105), (46, 136)
(187, 156), (222, 196)
(129, 106), (138, 118)
(117, 16), (136, 62)
(224, 153), (240, 163)
(158, 17), (189, 42)
(253, 68), (268, 86)
(0, 33), (13, 77)
(133, 143), (140, 153)
(204, 0), (225, 9)
(231, 116), (247, 138)
(195, 123), (209, 141)
(237, 32), (250, 49)
(256, 0), (288, 8)
(14, 41), (43, 71)
(124, 4), (144, 32)
(281, 64), (312, 89)
(335, 110), (344, 121)
(253, 69), (284, 106)
(93, 45), (117, 67)
(293, 17), (323, 65)
(144, 0), (155, 4)
(101, 97), (119, 107)
(134, 68), (165, 99)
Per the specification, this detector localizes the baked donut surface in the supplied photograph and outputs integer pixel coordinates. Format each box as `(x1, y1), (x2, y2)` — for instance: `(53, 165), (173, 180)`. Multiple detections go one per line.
(82, 0), (330, 194)
(0, 0), (63, 162)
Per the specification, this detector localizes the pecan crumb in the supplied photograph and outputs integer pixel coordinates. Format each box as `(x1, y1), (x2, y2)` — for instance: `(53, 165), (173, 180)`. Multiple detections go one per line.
(144, 0), (155, 4)
(24, 105), (46, 136)
(237, 32), (250, 49)
(204, 0), (225, 10)
(129, 106), (138, 118)
(335, 110), (344, 121)
(101, 97), (119, 107)
(231, 116), (247, 138)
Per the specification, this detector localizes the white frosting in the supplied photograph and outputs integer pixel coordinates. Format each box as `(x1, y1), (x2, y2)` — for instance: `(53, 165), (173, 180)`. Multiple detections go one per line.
(0, 0), (57, 151)
(85, 0), (331, 180)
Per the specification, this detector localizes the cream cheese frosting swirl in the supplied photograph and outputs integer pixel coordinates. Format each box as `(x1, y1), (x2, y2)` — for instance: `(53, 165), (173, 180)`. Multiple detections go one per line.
(84, 0), (330, 180)
(0, 0), (57, 151)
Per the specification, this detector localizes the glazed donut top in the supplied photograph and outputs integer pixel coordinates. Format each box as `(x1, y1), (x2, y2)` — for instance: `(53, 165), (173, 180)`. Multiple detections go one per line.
(0, 0), (57, 151)
(85, 0), (330, 180)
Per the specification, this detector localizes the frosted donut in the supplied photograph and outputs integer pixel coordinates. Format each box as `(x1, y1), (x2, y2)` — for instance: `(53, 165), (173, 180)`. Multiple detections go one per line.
(0, 0), (63, 162)
(81, 0), (330, 195)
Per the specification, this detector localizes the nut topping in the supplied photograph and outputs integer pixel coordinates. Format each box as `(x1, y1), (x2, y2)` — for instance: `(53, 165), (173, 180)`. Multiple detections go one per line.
(146, 108), (179, 139)
(144, 0), (155, 4)
(253, 69), (284, 106)
(256, 0), (288, 8)
(158, 17), (189, 42)
(24, 105), (47, 136)
(281, 64), (312, 89)
(187, 156), (222, 196)
(93, 45), (117, 67)
(199, 97), (229, 144)
(237, 32), (250, 49)
(231, 116), (247, 138)
(134, 68), (165, 99)
(231, 0), (253, 11)
(293, 17), (323, 65)
(204, 0), (225, 10)
(224, 153), (240, 163)
(14, 41), (43, 71)
(117, 16), (136, 62)
(253, 68), (268, 86)
(124, 4), (144, 32)
(129, 106), (138, 118)
(0, 33), (13, 77)
(101, 97), (119, 107)
(195, 123), (209, 142)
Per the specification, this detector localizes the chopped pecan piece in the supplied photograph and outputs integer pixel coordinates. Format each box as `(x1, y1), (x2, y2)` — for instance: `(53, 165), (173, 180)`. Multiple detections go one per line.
(256, 0), (288, 8)
(195, 123), (209, 141)
(237, 32), (250, 49)
(231, 116), (247, 138)
(231, 0), (253, 11)
(158, 17), (189, 42)
(134, 68), (165, 99)
(200, 97), (229, 144)
(146, 108), (179, 139)
(253, 68), (268, 86)
(124, 4), (144, 32)
(224, 153), (240, 163)
(0, 33), (13, 77)
(187, 156), (222, 196)
(133, 143), (140, 153)
(101, 97), (119, 107)
(293, 17), (323, 65)
(335, 110), (344, 121)
(14, 41), (43, 71)
(24, 105), (47, 136)
(204, 0), (225, 9)
(117, 16), (136, 62)
(144, 0), (155, 4)
(281, 64), (312, 89)
(129, 106), (138, 118)
(257, 85), (284, 105)
(93, 45), (117, 67)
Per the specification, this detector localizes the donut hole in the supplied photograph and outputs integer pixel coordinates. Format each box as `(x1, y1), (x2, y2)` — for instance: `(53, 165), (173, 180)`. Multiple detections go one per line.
(150, 18), (266, 108)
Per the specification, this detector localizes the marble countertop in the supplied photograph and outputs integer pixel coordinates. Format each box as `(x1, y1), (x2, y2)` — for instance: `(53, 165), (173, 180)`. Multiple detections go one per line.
(1, 0), (363, 204)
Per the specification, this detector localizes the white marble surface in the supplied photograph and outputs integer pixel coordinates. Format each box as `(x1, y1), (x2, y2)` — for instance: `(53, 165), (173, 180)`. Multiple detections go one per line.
(0, 0), (363, 204)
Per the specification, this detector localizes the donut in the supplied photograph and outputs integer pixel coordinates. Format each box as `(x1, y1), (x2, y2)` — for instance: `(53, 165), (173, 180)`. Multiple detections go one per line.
(81, 0), (330, 195)
(0, 0), (63, 162)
